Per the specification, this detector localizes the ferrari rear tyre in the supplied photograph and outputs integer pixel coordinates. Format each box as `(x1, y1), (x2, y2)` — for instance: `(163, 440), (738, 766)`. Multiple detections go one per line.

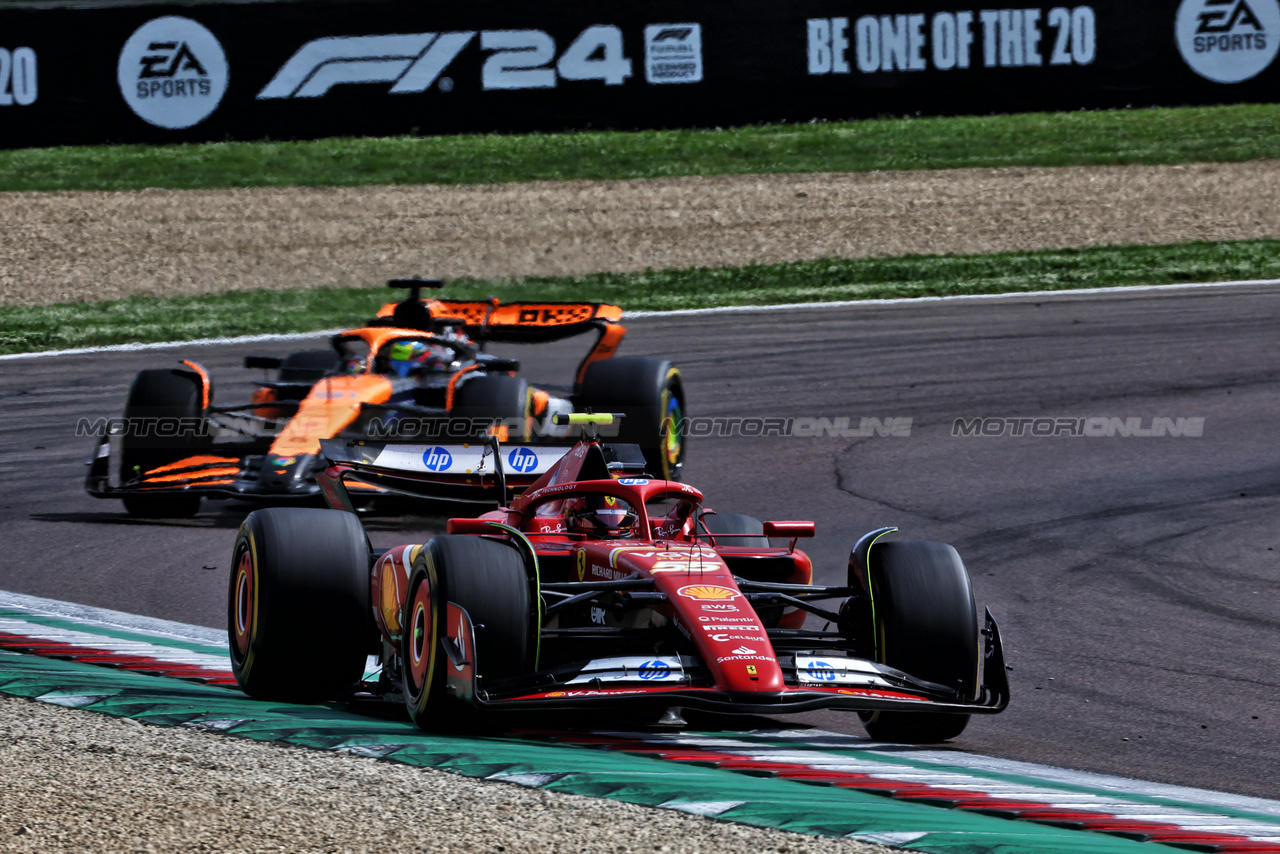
(277, 349), (340, 384)
(858, 541), (979, 744)
(453, 374), (532, 442)
(228, 508), (372, 703)
(576, 357), (685, 481)
(119, 368), (210, 518)
(698, 512), (770, 548)
(403, 535), (531, 729)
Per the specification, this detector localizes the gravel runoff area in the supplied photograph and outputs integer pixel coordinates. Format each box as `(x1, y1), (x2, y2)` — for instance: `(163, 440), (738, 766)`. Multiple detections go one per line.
(4, 160), (1280, 308)
(0, 695), (893, 854)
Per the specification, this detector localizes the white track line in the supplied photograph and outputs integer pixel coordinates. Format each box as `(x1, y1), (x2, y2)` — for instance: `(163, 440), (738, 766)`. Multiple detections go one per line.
(3, 277), (1278, 361)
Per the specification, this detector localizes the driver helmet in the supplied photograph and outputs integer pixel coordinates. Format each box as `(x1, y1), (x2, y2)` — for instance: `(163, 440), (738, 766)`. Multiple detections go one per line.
(385, 339), (452, 377)
(563, 494), (638, 539)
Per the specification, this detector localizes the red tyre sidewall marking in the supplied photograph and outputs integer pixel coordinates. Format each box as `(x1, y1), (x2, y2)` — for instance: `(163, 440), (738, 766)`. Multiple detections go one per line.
(407, 576), (434, 701)
(233, 547), (254, 657)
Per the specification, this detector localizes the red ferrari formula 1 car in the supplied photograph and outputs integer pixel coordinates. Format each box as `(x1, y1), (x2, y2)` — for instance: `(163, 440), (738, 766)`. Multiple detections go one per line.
(85, 280), (685, 517)
(227, 418), (1008, 742)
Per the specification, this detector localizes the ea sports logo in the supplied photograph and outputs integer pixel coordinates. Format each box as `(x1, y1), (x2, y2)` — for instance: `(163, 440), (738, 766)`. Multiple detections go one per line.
(507, 447), (538, 473)
(118, 17), (228, 128)
(422, 447), (453, 472)
(1176, 0), (1280, 82)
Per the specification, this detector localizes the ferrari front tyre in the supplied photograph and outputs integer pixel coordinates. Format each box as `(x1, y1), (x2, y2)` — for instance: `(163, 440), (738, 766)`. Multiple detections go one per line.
(576, 357), (686, 480)
(453, 374), (533, 442)
(228, 507), (372, 703)
(119, 368), (211, 518)
(858, 541), (980, 744)
(402, 535), (531, 729)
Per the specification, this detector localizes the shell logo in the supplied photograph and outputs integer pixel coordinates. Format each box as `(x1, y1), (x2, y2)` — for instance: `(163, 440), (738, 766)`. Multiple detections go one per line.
(676, 584), (739, 601)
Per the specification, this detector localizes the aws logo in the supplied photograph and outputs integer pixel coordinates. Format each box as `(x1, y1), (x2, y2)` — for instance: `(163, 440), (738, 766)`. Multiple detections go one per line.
(1177, 0), (1280, 82)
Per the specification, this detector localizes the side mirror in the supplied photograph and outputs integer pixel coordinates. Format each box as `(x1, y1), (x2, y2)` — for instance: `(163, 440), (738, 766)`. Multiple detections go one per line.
(446, 518), (496, 535)
(762, 521), (816, 539)
(244, 355), (283, 370)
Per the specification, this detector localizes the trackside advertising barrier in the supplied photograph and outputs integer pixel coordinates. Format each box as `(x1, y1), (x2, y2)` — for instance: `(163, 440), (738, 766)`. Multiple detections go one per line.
(0, 0), (1277, 148)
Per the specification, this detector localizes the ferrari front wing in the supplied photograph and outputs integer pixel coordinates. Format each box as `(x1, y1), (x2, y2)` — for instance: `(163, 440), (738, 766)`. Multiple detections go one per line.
(442, 604), (1010, 716)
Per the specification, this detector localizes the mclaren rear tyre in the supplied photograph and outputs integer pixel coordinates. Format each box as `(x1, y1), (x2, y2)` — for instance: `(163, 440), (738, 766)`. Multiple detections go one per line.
(698, 512), (770, 548)
(228, 508), (373, 703)
(402, 535), (531, 729)
(277, 349), (340, 384)
(577, 357), (686, 481)
(453, 374), (533, 442)
(858, 541), (980, 744)
(119, 368), (211, 519)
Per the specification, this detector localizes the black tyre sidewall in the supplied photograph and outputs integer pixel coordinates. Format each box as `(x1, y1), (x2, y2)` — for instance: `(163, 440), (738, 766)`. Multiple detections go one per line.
(860, 540), (979, 743)
(228, 507), (371, 702)
(576, 357), (685, 480)
(119, 368), (210, 518)
(453, 374), (532, 441)
(120, 368), (210, 475)
(429, 535), (531, 681)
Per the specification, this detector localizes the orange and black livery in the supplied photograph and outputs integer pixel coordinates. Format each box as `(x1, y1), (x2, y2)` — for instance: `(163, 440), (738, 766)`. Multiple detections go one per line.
(85, 279), (686, 518)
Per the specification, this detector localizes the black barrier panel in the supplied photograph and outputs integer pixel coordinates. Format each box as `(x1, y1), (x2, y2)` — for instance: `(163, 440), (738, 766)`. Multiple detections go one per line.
(0, 0), (1277, 148)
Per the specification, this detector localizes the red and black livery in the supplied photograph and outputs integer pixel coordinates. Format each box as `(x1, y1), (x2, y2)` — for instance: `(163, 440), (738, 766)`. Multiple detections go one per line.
(227, 421), (1008, 743)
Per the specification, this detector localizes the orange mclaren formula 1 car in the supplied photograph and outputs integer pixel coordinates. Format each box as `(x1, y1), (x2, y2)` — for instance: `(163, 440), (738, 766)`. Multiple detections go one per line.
(227, 420), (1008, 741)
(85, 280), (685, 517)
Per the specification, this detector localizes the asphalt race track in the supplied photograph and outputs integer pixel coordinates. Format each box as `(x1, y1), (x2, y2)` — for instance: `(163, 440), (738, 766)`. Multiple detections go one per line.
(2, 283), (1278, 800)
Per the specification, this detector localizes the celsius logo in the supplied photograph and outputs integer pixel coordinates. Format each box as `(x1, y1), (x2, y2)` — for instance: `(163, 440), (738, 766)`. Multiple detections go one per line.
(507, 447), (538, 473)
(422, 447), (453, 471)
(1176, 0), (1280, 82)
(118, 17), (228, 128)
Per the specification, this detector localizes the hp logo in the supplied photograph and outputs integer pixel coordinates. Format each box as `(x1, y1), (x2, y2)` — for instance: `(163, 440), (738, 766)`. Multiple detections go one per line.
(422, 447), (453, 472)
(507, 447), (538, 473)
(807, 661), (836, 681)
(638, 660), (670, 680)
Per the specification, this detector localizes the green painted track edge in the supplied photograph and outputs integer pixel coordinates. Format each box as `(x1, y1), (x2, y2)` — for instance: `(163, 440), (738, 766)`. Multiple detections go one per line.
(0, 650), (1180, 854)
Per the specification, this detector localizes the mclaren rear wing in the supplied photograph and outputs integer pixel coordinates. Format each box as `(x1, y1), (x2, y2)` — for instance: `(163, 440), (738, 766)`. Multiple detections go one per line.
(375, 298), (625, 386)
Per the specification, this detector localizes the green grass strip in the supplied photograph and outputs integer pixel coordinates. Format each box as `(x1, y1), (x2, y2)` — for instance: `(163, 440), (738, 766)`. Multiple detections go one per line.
(3, 104), (1280, 192)
(3, 238), (1278, 356)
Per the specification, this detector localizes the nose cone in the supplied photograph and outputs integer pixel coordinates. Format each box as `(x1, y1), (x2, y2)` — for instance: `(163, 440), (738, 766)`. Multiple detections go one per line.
(655, 574), (785, 693)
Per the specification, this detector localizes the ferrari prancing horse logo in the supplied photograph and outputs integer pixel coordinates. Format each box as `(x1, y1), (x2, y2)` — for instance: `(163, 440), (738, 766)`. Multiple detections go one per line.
(576, 549), (587, 582)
